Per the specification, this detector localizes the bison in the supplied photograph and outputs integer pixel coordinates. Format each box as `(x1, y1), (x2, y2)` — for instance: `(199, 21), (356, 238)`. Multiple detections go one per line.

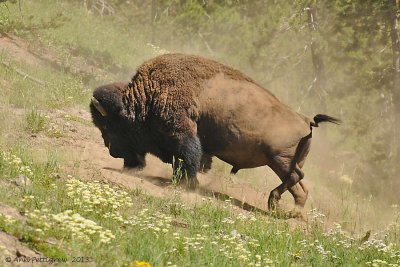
(90, 53), (340, 211)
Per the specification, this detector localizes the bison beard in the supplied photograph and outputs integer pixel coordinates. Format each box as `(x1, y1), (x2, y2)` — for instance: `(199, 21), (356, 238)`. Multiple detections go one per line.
(90, 53), (340, 213)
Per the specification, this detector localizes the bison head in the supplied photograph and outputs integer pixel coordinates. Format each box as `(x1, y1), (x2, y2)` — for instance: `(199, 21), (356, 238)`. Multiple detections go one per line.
(90, 83), (131, 159)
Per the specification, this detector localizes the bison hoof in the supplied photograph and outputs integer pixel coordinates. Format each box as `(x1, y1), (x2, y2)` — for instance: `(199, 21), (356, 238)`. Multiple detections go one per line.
(268, 190), (281, 211)
(294, 197), (307, 208)
(290, 210), (305, 220)
(199, 167), (210, 174)
(123, 158), (146, 170)
(269, 209), (303, 220)
(123, 165), (145, 171)
(178, 177), (199, 190)
(123, 164), (145, 172)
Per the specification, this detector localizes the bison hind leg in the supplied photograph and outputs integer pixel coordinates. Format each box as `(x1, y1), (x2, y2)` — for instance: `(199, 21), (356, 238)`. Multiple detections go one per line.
(268, 163), (305, 211)
(268, 135), (312, 211)
(173, 135), (202, 189)
(288, 173), (308, 208)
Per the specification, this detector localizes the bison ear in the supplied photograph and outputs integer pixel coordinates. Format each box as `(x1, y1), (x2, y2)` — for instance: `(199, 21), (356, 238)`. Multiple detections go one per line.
(91, 84), (126, 118)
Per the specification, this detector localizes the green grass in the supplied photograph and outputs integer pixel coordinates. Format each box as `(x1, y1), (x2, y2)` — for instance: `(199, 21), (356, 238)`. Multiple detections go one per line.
(0, 53), (90, 109)
(2, 0), (156, 81)
(0, 146), (399, 266)
(25, 107), (46, 134)
(61, 113), (92, 126)
(0, 0), (162, 111)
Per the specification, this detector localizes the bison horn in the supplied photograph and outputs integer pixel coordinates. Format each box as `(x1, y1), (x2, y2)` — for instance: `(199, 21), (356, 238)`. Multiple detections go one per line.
(91, 97), (107, 116)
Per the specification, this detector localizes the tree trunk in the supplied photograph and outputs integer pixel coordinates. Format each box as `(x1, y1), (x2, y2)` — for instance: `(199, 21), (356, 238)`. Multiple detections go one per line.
(307, 5), (327, 135)
(389, 0), (400, 164)
(151, 0), (157, 43)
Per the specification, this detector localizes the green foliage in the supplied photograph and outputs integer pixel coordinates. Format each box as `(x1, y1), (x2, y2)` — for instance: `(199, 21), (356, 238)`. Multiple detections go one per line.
(171, 157), (185, 186)
(8, 0), (153, 77)
(0, 146), (33, 181)
(0, 164), (399, 266)
(25, 107), (46, 134)
(0, 146), (399, 266)
(0, 56), (89, 109)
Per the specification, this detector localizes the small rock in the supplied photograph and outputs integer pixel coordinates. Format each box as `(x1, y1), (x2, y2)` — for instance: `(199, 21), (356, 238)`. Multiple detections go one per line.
(0, 203), (25, 221)
(14, 175), (32, 188)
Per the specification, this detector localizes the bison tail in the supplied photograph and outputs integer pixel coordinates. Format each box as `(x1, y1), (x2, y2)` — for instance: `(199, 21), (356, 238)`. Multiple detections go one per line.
(311, 114), (341, 127)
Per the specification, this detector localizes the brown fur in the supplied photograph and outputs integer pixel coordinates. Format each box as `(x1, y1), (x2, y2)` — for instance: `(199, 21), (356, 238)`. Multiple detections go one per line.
(121, 54), (254, 138)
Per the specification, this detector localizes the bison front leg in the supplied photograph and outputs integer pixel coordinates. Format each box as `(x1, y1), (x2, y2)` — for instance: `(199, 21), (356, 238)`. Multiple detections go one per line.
(173, 135), (202, 190)
(124, 153), (146, 170)
(200, 153), (212, 173)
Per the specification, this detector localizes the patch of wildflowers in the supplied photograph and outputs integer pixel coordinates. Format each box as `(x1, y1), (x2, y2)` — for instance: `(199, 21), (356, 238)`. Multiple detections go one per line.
(0, 151), (33, 178)
(27, 209), (115, 244)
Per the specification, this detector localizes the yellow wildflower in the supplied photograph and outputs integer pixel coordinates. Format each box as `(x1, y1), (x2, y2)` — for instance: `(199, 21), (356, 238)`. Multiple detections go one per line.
(130, 261), (152, 267)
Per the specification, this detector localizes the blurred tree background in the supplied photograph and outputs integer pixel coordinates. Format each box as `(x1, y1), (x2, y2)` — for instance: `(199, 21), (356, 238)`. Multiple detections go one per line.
(1, 0), (399, 203)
